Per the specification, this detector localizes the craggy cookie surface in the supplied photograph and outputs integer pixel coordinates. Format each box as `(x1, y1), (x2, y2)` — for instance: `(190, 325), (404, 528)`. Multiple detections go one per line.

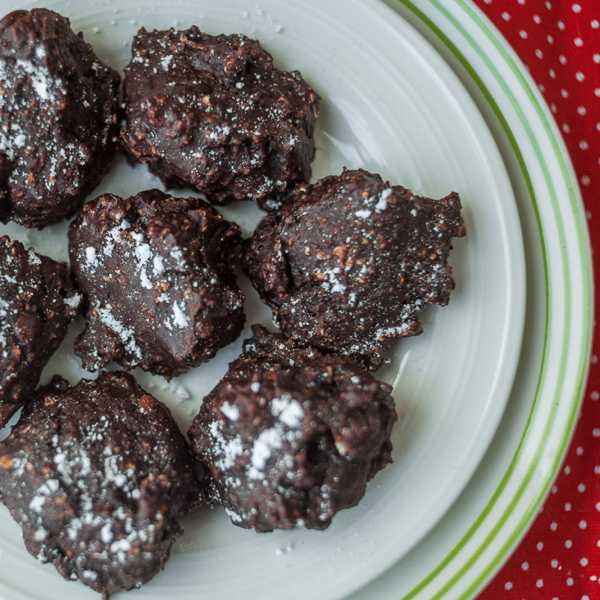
(69, 189), (245, 379)
(121, 26), (320, 210)
(0, 8), (120, 228)
(188, 324), (397, 532)
(0, 371), (200, 598)
(243, 169), (466, 369)
(0, 235), (80, 428)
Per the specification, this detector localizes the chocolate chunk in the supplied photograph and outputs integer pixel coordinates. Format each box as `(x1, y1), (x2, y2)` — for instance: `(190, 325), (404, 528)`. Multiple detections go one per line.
(243, 168), (466, 370)
(0, 8), (120, 228)
(188, 324), (397, 532)
(121, 26), (320, 210)
(0, 371), (201, 597)
(68, 189), (245, 379)
(0, 235), (80, 428)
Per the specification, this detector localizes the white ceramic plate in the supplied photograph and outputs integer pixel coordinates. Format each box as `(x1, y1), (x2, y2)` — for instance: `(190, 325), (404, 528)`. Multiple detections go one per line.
(344, 1), (593, 599)
(0, 1), (574, 599)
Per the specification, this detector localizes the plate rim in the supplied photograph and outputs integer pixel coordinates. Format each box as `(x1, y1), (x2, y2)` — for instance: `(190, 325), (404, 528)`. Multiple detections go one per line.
(385, 1), (594, 598)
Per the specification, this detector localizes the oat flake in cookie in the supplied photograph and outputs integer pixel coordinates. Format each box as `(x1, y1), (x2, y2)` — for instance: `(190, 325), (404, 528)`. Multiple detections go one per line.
(121, 27), (320, 210)
(0, 8), (120, 228)
(69, 189), (245, 379)
(188, 324), (397, 532)
(0, 371), (201, 598)
(243, 168), (466, 370)
(0, 235), (80, 428)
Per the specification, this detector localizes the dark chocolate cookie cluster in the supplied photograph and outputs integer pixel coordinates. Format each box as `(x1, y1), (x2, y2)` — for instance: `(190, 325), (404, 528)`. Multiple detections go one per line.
(0, 372), (200, 597)
(0, 6), (466, 599)
(121, 27), (320, 211)
(0, 9), (120, 228)
(243, 168), (466, 370)
(0, 235), (80, 428)
(189, 325), (397, 532)
(69, 189), (245, 379)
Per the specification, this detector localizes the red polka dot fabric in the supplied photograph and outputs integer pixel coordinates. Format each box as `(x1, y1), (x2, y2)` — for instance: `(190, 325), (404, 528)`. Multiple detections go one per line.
(472, 1), (599, 598)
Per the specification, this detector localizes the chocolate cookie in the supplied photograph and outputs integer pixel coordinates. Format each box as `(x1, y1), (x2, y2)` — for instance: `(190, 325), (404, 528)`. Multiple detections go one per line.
(0, 8), (120, 228)
(69, 189), (245, 379)
(0, 235), (80, 428)
(0, 371), (201, 597)
(243, 169), (466, 370)
(188, 324), (397, 532)
(121, 26), (320, 210)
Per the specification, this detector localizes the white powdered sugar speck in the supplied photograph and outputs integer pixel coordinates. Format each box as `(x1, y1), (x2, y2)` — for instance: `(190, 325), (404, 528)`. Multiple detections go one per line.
(221, 402), (240, 422)
(248, 428), (283, 480)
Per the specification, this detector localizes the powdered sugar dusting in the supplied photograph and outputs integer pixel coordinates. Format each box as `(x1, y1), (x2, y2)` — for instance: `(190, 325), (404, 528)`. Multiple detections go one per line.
(210, 421), (244, 471)
(97, 305), (143, 362)
(271, 395), (304, 428)
(221, 402), (240, 422)
(248, 428), (283, 480)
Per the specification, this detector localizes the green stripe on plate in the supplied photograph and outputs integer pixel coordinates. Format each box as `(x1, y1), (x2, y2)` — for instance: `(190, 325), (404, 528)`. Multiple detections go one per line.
(394, 1), (593, 599)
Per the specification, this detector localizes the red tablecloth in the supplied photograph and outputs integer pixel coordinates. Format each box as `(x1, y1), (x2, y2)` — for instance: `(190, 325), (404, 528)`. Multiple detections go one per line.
(470, 1), (599, 598)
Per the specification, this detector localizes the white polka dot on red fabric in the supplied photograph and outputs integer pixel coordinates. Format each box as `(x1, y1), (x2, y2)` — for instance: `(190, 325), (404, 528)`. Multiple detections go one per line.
(592, 19), (600, 28)
(536, 579), (544, 588)
(566, 539), (573, 548)
(522, 562), (529, 571)
(519, 29), (528, 38)
(572, 2), (582, 11)
(537, 541), (544, 550)
(592, 391), (600, 400)
(576, 445), (584, 454)
(558, 20), (566, 30)
(578, 483), (586, 492)
(534, 14), (541, 24)
(581, 176), (591, 186)
(551, 559), (560, 568)
(504, 581), (512, 590)
(592, 428), (600, 437)
(502, 11), (510, 20)
(580, 520), (588, 529)
(581, 558), (589, 566)
(567, 578), (575, 586)
(551, 521), (558, 530)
